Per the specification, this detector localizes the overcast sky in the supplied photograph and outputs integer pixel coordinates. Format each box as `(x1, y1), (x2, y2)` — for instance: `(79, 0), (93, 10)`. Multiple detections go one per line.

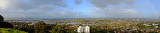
(0, 0), (160, 18)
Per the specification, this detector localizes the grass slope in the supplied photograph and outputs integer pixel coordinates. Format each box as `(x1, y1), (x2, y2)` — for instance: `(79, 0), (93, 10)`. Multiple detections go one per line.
(0, 28), (27, 33)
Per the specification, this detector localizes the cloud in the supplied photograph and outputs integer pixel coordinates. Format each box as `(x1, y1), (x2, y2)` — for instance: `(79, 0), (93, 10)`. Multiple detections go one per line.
(0, 0), (67, 10)
(0, 0), (81, 18)
(0, 0), (157, 18)
(0, 9), (81, 18)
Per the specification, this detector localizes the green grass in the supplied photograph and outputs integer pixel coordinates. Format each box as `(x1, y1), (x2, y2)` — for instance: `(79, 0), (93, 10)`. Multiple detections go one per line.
(0, 28), (28, 33)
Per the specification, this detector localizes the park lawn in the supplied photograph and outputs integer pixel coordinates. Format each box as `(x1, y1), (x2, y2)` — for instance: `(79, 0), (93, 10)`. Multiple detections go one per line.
(0, 28), (28, 33)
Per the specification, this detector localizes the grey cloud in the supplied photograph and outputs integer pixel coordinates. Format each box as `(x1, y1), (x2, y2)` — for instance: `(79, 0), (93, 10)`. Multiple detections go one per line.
(75, 0), (82, 4)
(88, 0), (139, 18)
(88, 0), (136, 8)
(92, 7), (138, 18)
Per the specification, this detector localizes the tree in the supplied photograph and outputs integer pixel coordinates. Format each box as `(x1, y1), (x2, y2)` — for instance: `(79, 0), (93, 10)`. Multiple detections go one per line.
(158, 22), (160, 29)
(51, 25), (67, 33)
(34, 21), (46, 33)
(0, 15), (4, 22)
(0, 15), (13, 28)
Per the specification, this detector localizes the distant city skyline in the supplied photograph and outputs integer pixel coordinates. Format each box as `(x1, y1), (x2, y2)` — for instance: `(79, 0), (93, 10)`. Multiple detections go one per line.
(0, 0), (160, 19)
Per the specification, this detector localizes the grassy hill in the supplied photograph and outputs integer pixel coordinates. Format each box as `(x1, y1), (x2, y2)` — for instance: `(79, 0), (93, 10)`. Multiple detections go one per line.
(0, 28), (28, 33)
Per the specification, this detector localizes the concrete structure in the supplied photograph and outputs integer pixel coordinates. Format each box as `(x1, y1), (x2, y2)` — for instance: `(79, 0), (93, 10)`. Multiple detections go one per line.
(77, 25), (90, 33)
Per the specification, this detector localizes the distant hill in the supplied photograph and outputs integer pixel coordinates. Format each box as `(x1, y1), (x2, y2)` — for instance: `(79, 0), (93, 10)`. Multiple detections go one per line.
(0, 28), (28, 33)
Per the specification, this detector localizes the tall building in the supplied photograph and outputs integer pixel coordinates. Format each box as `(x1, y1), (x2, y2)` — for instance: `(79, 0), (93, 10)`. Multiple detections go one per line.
(77, 26), (83, 33)
(77, 25), (90, 33)
(84, 26), (90, 33)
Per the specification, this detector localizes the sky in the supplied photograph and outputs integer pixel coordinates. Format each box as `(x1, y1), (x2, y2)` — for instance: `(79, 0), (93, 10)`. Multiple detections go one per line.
(0, 0), (160, 19)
